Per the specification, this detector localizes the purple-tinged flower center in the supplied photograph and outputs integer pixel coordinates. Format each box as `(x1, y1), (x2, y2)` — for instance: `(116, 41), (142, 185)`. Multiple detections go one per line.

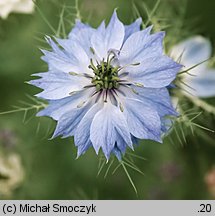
(89, 60), (120, 91)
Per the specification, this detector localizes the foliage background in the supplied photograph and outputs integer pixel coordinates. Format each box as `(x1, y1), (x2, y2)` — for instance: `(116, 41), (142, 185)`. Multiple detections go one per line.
(0, 0), (215, 199)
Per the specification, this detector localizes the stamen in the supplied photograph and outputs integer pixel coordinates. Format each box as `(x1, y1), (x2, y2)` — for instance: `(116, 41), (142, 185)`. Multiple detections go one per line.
(89, 58), (120, 91)
(109, 90), (118, 106)
(112, 88), (119, 96)
(69, 72), (93, 79)
(86, 53), (142, 103)
(134, 82), (144, 87)
(119, 102), (124, 112)
(119, 72), (129, 78)
(69, 91), (78, 96)
(118, 80), (144, 88)
(101, 60), (105, 74)
(115, 88), (126, 96)
(131, 62), (141, 66)
(90, 47), (95, 55)
(83, 85), (95, 89)
(108, 49), (120, 59)
(131, 88), (139, 95)
(117, 62), (141, 73)
(83, 73), (93, 78)
(77, 101), (86, 108)
(91, 90), (101, 97)
(69, 72), (79, 76)
(94, 91), (103, 103)
(89, 58), (97, 71)
(104, 90), (108, 102)
(118, 84), (139, 96)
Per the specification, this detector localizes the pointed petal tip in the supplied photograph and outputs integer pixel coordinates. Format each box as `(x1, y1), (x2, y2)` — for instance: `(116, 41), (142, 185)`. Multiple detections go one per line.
(147, 24), (153, 30)
(155, 135), (163, 143)
(113, 8), (118, 13)
(174, 111), (180, 117)
(111, 8), (121, 21)
(48, 132), (56, 140)
(136, 17), (142, 23)
(115, 155), (122, 161)
(75, 18), (81, 24)
(76, 151), (82, 159)
(93, 147), (100, 155)
(76, 147), (88, 159)
(44, 35), (53, 45)
(35, 111), (42, 117)
(127, 141), (134, 151)
(45, 35), (51, 40)
(35, 92), (43, 99)
(24, 80), (30, 85)
(156, 31), (165, 39)
(113, 149), (123, 161)
(35, 109), (49, 118)
(51, 130), (60, 140)
(30, 72), (43, 77)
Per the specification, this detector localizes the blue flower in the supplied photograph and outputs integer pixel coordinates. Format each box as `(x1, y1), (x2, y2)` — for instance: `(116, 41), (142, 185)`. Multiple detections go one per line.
(29, 10), (181, 160)
(171, 36), (215, 98)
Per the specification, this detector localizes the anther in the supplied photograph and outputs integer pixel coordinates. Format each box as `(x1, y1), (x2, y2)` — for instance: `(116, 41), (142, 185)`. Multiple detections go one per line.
(90, 47), (95, 55)
(134, 82), (144, 87)
(69, 91), (78, 96)
(119, 102), (124, 112)
(131, 62), (141, 66)
(69, 72), (78, 76)
(77, 101), (86, 108)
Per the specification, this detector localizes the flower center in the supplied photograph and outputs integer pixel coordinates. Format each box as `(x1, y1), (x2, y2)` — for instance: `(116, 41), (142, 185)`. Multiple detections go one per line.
(89, 61), (119, 91)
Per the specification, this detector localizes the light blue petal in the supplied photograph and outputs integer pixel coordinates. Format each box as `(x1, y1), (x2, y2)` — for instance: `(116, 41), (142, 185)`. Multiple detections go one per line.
(44, 36), (65, 55)
(113, 133), (139, 160)
(29, 71), (89, 100)
(56, 36), (94, 63)
(123, 98), (162, 142)
(52, 102), (92, 138)
(112, 134), (139, 160)
(124, 18), (143, 41)
(133, 87), (178, 116)
(126, 55), (182, 88)
(77, 138), (92, 158)
(68, 20), (96, 58)
(91, 10), (125, 60)
(114, 132), (128, 154)
(42, 37), (90, 74)
(131, 135), (139, 146)
(37, 88), (95, 120)
(69, 19), (92, 37)
(90, 103), (132, 159)
(74, 103), (103, 157)
(112, 147), (123, 161)
(97, 20), (105, 32)
(119, 29), (163, 65)
(171, 36), (212, 72)
(120, 85), (176, 137)
(105, 10), (124, 49)
(41, 50), (75, 72)
(161, 117), (175, 134)
(187, 69), (215, 98)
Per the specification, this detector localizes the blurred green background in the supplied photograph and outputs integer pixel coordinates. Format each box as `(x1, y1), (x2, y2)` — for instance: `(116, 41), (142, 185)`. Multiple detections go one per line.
(0, 0), (215, 200)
